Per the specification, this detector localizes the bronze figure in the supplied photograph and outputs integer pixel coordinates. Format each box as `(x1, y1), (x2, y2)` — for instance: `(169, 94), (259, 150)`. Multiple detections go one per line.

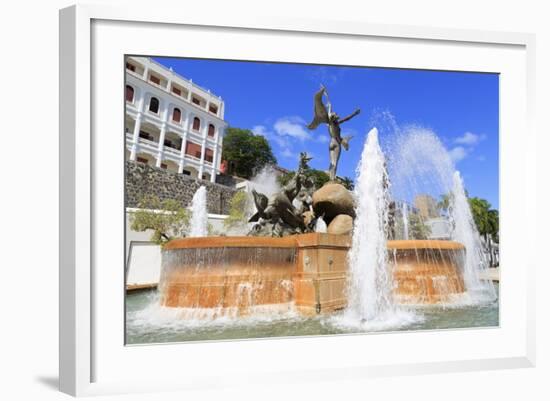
(307, 85), (360, 180)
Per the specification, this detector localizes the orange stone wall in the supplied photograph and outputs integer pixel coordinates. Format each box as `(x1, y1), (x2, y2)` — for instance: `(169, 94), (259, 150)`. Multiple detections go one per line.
(159, 235), (466, 316)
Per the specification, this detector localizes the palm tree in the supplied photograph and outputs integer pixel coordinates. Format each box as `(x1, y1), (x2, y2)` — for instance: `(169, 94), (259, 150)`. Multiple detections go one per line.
(468, 197), (499, 266)
(437, 193), (453, 216)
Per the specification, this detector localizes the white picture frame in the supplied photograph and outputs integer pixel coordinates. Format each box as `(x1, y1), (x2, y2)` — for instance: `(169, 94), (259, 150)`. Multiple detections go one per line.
(59, 4), (536, 397)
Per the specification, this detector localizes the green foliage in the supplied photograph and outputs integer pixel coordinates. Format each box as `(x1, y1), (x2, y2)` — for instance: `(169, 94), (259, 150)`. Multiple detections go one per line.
(469, 197), (499, 243)
(223, 190), (249, 230)
(437, 192), (499, 243)
(277, 168), (354, 191)
(222, 127), (277, 179)
(437, 193), (454, 215)
(338, 176), (355, 191)
(408, 213), (431, 240)
(129, 195), (190, 246)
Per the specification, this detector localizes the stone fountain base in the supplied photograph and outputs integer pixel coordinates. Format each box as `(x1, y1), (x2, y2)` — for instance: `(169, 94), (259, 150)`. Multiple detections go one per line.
(160, 234), (466, 317)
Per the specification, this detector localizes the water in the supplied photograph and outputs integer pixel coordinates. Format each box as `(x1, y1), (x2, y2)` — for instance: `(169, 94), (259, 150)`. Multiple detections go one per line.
(189, 186), (207, 237)
(386, 122), (497, 304)
(343, 128), (398, 323)
(450, 172), (497, 301)
(126, 285), (498, 344)
(314, 217), (327, 233)
(249, 165), (281, 199)
(402, 202), (409, 240)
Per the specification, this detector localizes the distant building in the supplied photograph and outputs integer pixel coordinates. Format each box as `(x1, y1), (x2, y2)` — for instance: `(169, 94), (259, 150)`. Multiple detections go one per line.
(414, 194), (440, 220)
(425, 217), (452, 240)
(125, 57), (227, 183)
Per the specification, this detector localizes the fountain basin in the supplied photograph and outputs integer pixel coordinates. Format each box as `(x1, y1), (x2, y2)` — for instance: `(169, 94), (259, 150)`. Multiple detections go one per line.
(160, 234), (466, 317)
(389, 240), (466, 304)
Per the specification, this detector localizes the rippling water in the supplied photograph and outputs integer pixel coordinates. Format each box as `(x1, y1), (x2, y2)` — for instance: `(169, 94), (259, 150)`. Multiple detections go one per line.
(125, 284), (498, 345)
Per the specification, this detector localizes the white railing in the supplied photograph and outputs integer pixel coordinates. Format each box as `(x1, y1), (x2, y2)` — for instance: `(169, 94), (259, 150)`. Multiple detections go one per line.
(138, 137), (159, 151)
(164, 146), (181, 156)
(126, 70), (223, 120)
(126, 68), (144, 80)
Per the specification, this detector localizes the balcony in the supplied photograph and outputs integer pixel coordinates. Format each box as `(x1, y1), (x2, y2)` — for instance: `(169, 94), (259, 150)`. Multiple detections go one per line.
(164, 145), (181, 157)
(126, 68), (144, 80)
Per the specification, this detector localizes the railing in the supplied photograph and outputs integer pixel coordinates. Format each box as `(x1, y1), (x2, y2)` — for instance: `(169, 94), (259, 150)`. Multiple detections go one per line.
(126, 68), (144, 80)
(138, 137), (159, 150)
(164, 146), (181, 156)
(126, 67), (223, 119)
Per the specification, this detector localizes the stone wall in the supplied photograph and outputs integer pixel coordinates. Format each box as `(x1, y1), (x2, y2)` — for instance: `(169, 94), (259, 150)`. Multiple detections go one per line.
(125, 161), (237, 215)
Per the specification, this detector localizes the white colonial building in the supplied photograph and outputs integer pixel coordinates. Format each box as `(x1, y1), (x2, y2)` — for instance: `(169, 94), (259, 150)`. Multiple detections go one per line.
(125, 56), (227, 182)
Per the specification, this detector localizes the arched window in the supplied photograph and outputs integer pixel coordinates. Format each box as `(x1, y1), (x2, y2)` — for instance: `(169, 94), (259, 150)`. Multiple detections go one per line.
(172, 108), (181, 123)
(208, 124), (215, 137)
(125, 85), (134, 102)
(149, 97), (159, 114)
(192, 117), (201, 131)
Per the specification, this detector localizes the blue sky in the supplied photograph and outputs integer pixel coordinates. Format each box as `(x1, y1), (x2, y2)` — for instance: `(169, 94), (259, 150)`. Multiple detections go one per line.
(154, 57), (499, 209)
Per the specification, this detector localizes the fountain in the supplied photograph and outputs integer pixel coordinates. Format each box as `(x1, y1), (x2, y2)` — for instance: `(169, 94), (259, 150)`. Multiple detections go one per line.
(314, 217), (327, 233)
(450, 171), (496, 301)
(189, 186), (207, 237)
(152, 90), (494, 328)
(387, 123), (496, 304)
(345, 128), (394, 322)
(402, 202), (409, 240)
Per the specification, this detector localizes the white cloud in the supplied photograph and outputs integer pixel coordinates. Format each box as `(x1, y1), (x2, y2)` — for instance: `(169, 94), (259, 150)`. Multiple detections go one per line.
(274, 117), (311, 141)
(252, 124), (290, 148)
(254, 116), (319, 162)
(454, 131), (486, 146)
(251, 125), (269, 137)
(449, 146), (468, 162)
(280, 147), (297, 159)
(317, 134), (330, 144)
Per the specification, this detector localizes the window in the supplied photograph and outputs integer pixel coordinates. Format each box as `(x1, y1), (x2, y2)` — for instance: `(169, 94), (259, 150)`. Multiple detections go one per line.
(181, 170), (191, 176)
(139, 131), (154, 141)
(126, 62), (136, 72)
(208, 124), (215, 137)
(209, 104), (218, 114)
(149, 74), (160, 85)
(164, 139), (180, 150)
(137, 157), (148, 164)
(172, 108), (181, 123)
(125, 85), (134, 103)
(192, 117), (201, 131)
(192, 97), (201, 106)
(185, 142), (202, 159)
(149, 97), (159, 114)
(172, 86), (181, 96)
(205, 148), (214, 163)
(161, 163), (167, 169)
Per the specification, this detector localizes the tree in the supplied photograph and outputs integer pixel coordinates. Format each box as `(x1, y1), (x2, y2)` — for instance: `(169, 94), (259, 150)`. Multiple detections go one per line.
(408, 213), (431, 239)
(277, 168), (354, 191)
(468, 197), (499, 266)
(222, 127), (277, 179)
(129, 195), (190, 246)
(437, 193), (454, 216)
(468, 197), (492, 237)
(223, 190), (250, 232)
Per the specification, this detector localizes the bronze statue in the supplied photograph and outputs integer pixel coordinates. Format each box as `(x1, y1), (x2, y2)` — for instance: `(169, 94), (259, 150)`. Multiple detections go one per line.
(248, 153), (317, 237)
(307, 85), (360, 180)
